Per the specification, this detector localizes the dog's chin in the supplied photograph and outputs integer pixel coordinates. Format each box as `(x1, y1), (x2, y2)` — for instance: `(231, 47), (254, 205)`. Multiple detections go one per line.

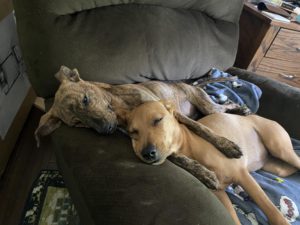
(93, 124), (117, 134)
(151, 156), (168, 166)
(82, 117), (117, 135)
(140, 153), (170, 165)
(152, 159), (165, 165)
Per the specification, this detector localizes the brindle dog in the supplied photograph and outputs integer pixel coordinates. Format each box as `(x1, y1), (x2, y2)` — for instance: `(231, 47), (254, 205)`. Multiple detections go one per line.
(35, 66), (250, 152)
(35, 66), (250, 188)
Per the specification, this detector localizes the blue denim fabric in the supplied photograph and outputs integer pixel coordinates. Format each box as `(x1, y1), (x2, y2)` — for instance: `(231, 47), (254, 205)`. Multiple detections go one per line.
(226, 138), (300, 225)
(202, 68), (262, 113)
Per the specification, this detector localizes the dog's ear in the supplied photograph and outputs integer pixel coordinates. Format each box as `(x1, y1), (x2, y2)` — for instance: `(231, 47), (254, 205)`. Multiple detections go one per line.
(161, 100), (175, 114)
(93, 82), (112, 89)
(34, 110), (62, 148)
(55, 65), (81, 83)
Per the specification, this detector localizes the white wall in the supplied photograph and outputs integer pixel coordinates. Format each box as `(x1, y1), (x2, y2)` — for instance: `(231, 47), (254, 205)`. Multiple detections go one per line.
(0, 12), (31, 139)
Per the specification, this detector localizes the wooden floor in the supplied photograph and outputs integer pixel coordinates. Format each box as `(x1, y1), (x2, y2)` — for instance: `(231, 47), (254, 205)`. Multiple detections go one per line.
(0, 107), (57, 225)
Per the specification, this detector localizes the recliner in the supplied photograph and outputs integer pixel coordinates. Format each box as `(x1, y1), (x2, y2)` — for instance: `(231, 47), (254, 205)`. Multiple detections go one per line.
(13, 0), (300, 224)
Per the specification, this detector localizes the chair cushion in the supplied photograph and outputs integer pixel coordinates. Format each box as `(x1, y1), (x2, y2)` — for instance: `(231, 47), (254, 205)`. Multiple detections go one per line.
(13, 0), (243, 98)
(51, 125), (235, 225)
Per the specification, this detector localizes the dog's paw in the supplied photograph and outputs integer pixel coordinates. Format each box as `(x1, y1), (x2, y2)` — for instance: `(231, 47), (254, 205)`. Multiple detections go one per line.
(239, 105), (252, 116)
(227, 104), (252, 116)
(201, 171), (219, 190)
(168, 154), (220, 190)
(191, 162), (219, 190)
(216, 137), (243, 158)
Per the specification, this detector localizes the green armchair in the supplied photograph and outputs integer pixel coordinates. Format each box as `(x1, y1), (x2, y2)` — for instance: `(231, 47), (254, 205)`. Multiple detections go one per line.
(13, 0), (300, 224)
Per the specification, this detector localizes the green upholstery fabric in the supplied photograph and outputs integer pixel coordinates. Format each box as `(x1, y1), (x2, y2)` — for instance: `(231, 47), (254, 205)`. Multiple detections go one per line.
(52, 125), (235, 225)
(13, 0), (243, 98)
(16, 0), (242, 23)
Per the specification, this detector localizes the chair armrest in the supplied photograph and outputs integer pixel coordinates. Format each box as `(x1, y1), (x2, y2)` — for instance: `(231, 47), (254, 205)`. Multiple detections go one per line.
(50, 126), (235, 225)
(228, 67), (300, 139)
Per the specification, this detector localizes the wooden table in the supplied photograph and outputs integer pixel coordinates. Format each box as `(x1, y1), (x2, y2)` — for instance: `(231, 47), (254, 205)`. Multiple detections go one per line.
(235, 2), (300, 88)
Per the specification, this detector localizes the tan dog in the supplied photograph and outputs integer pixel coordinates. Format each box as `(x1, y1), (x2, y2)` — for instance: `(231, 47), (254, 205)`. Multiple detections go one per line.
(123, 101), (300, 225)
(35, 66), (250, 159)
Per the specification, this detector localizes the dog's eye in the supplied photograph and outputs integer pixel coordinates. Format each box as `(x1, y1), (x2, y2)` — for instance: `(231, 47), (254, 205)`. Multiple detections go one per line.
(153, 117), (163, 126)
(82, 95), (89, 106)
(107, 104), (113, 112)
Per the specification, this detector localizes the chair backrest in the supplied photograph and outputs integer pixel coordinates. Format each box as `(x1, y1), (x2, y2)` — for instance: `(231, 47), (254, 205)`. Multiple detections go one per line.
(13, 0), (243, 98)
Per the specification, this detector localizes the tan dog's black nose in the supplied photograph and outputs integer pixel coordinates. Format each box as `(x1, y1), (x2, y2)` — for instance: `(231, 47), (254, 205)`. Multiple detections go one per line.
(142, 144), (160, 163)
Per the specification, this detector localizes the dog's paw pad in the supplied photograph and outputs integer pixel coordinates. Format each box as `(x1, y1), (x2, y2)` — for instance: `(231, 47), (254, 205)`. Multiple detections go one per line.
(217, 138), (243, 159)
(226, 105), (252, 116)
(203, 174), (219, 190)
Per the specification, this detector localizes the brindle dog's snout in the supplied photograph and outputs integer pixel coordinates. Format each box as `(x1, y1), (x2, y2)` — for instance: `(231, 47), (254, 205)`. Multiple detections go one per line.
(142, 144), (160, 163)
(106, 123), (116, 133)
(91, 118), (117, 134)
(101, 122), (117, 134)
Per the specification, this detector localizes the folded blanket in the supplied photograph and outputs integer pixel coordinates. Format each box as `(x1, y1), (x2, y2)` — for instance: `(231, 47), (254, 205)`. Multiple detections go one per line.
(198, 68), (262, 113)
(227, 138), (300, 225)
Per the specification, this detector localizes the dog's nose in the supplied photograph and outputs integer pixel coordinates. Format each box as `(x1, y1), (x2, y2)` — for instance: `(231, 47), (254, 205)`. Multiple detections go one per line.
(107, 124), (115, 133)
(142, 144), (159, 162)
(103, 123), (116, 134)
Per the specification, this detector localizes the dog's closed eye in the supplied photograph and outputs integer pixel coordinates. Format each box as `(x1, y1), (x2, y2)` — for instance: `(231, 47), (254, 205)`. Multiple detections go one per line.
(153, 117), (163, 126)
(82, 95), (89, 106)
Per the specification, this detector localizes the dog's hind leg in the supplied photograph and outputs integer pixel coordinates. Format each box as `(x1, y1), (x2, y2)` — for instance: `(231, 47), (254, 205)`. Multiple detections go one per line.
(263, 156), (298, 177)
(254, 116), (300, 170)
(213, 190), (241, 225)
(264, 140), (300, 171)
(237, 170), (289, 225)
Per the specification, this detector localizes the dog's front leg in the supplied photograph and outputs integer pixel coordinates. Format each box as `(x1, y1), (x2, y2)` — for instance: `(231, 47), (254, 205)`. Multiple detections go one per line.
(174, 111), (243, 158)
(168, 154), (219, 190)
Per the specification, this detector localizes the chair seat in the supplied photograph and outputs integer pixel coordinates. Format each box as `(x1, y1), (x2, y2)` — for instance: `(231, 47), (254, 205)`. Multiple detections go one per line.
(51, 125), (235, 225)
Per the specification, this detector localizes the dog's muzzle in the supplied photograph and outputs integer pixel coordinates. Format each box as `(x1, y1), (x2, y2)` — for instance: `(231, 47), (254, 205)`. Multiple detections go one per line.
(141, 144), (161, 163)
(97, 123), (117, 134)
(105, 123), (117, 133)
(89, 118), (117, 134)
